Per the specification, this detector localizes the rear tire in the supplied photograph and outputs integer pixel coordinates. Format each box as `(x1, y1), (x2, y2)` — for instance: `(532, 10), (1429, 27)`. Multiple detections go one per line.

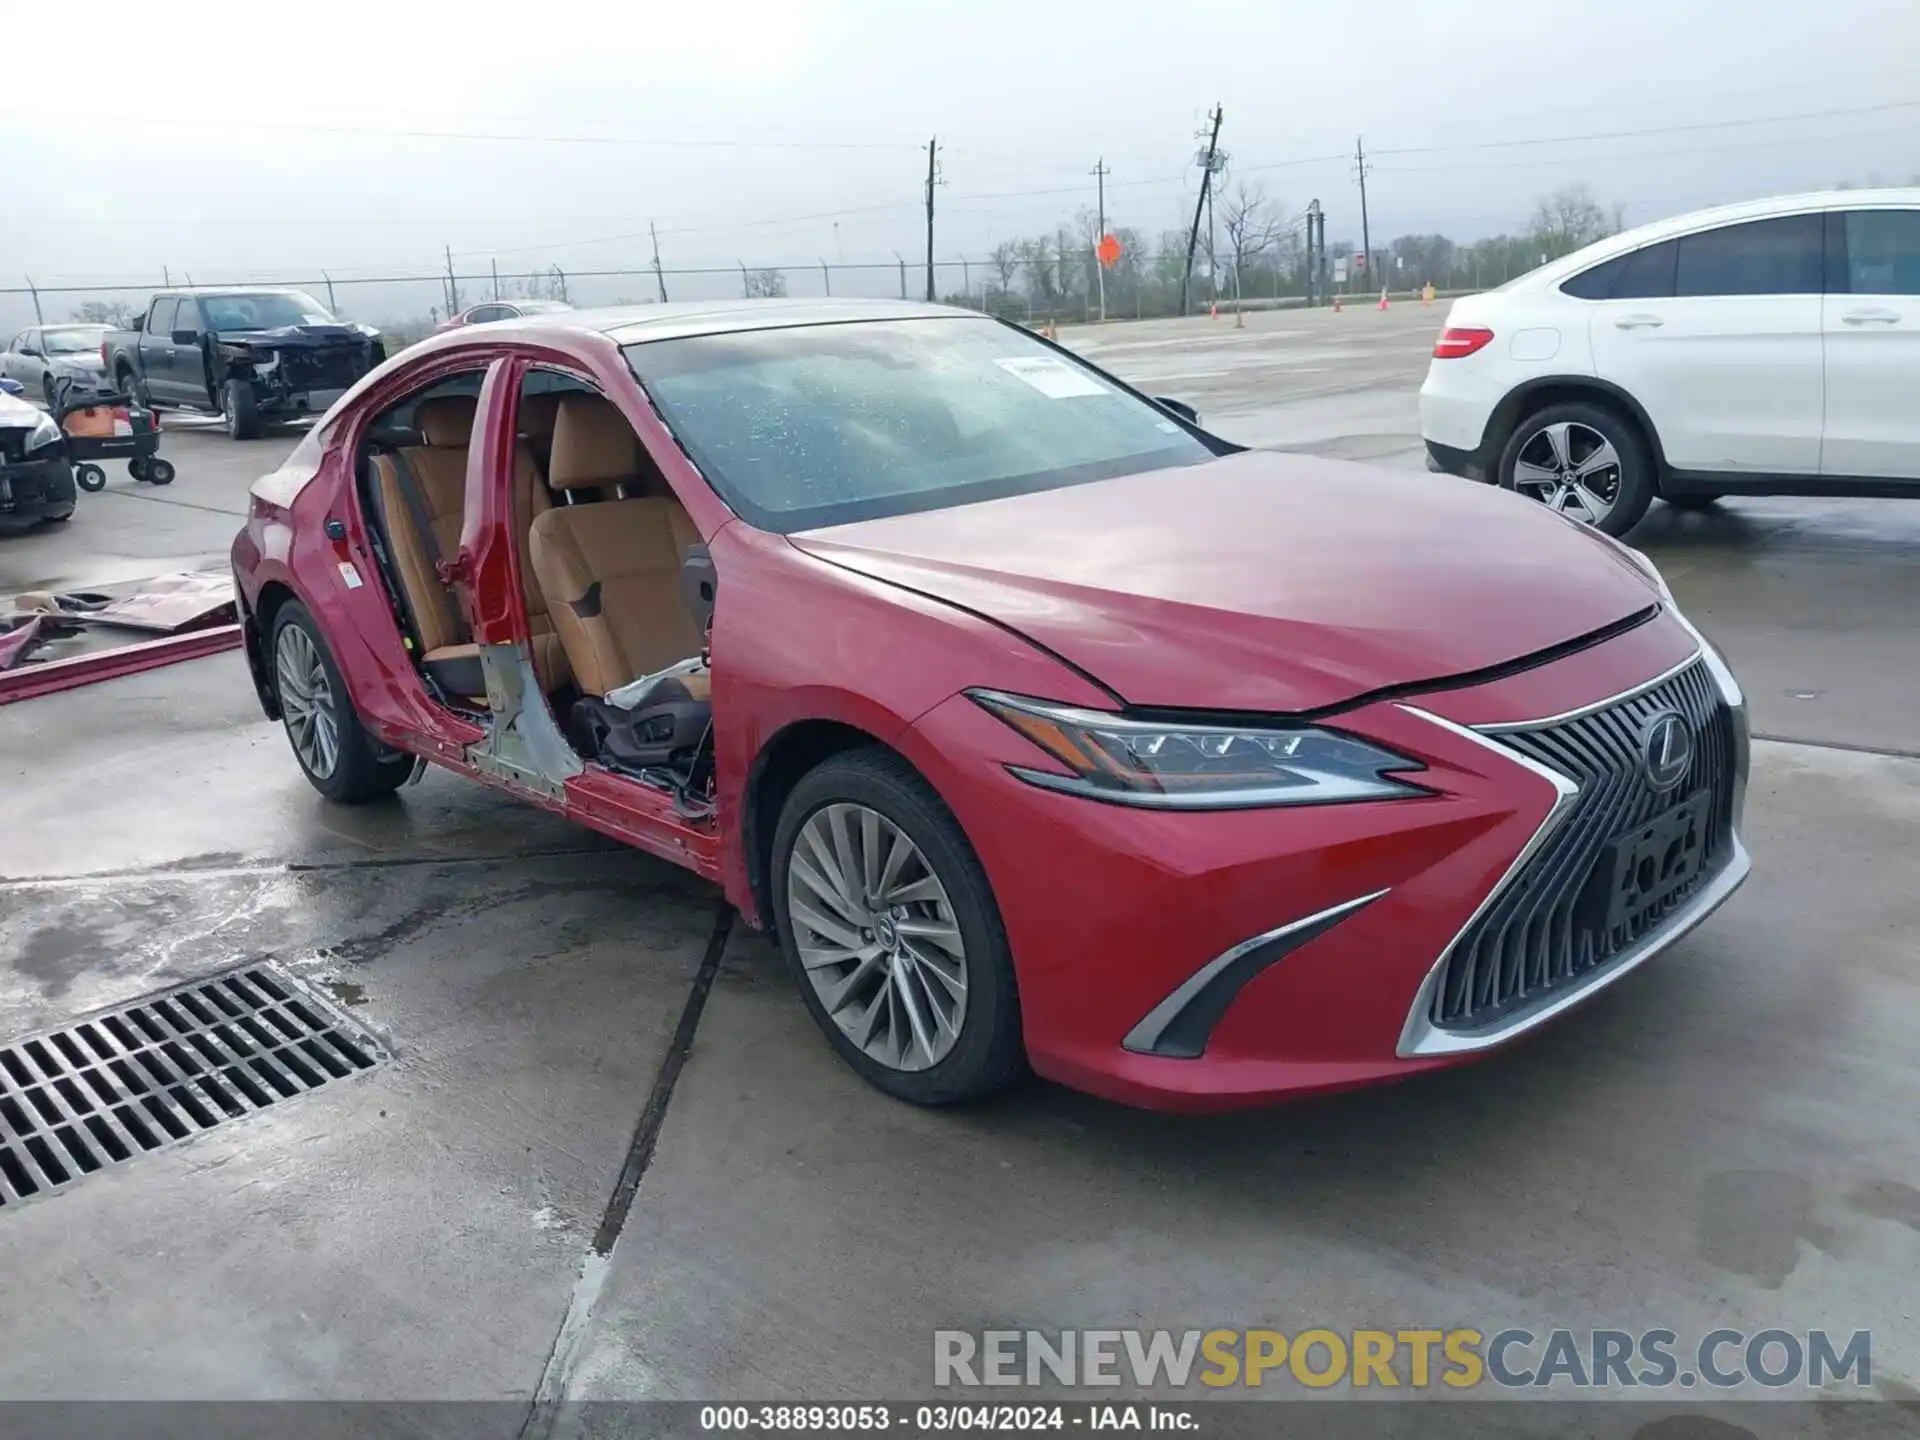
(268, 600), (410, 804)
(1496, 401), (1654, 538)
(223, 379), (262, 441)
(770, 748), (1025, 1106)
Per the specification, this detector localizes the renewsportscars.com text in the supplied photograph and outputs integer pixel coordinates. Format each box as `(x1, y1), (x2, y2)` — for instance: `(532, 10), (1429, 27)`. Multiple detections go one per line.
(933, 1327), (1872, 1392)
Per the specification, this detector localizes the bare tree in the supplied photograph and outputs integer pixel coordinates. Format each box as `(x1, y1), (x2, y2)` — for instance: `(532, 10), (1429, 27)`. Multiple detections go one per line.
(744, 268), (788, 299)
(1529, 185), (1614, 259)
(70, 300), (137, 327)
(988, 241), (1020, 295)
(1219, 182), (1282, 307)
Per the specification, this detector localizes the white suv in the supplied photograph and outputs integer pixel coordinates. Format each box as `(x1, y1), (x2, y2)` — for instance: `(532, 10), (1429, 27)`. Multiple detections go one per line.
(1419, 188), (1920, 535)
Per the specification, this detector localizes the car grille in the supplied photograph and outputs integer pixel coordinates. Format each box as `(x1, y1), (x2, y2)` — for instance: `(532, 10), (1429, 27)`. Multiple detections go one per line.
(281, 345), (370, 392)
(1431, 659), (1735, 1033)
(0, 430), (24, 465)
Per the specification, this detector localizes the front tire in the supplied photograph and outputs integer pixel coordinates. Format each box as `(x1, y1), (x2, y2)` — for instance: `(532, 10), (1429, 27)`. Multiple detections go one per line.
(1497, 401), (1653, 537)
(269, 600), (410, 804)
(223, 379), (262, 440)
(770, 749), (1025, 1106)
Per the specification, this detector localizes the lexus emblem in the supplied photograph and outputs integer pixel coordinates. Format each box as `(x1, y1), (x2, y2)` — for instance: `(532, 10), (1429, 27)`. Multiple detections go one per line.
(1641, 711), (1693, 792)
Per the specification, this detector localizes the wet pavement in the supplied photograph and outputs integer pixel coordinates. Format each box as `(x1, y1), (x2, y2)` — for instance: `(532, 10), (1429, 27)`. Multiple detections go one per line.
(0, 310), (1916, 1419)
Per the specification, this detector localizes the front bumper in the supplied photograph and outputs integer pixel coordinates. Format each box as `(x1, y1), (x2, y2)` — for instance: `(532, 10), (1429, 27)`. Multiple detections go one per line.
(0, 452), (77, 524)
(907, 607), (1749, 1112)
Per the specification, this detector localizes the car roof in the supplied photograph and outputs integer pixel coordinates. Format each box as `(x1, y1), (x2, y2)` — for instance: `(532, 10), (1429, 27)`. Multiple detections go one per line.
(1520, 185), (1920, 288)
(166, 286), (317, 298)
(515, 297), (971, 345)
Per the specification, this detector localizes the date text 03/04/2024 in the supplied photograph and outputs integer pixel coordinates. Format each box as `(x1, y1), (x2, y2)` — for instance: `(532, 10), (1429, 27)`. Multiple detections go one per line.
(698, 1403), (1195, 1431)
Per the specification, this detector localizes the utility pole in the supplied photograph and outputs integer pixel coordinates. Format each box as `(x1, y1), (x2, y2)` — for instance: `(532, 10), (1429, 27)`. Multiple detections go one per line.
(491, 258), (500, 301)
(924, 135), (940, 302)
(821, 259), (831, 296)
(322, 271), (337, 313)
(1092, 157), (1109, 323)
(1354, 137), (1373, 296)
(1181, 105), (1224, 316)
(25, 277), (41, 325)
(444, 244), (461, 316)
(894, 251), (907, 300)
(163, 266), (171, 287)
(650, 221), (668, 303)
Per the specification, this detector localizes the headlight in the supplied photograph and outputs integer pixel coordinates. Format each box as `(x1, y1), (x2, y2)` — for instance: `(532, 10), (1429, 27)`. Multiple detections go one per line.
(969, 690), (1426, 810)
(24, 414), (62, 455)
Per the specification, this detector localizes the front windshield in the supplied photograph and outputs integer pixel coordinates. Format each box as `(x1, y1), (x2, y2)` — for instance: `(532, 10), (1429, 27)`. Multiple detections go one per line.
(44, 327), (110, 353)
(200, 291), (336, 330)
(624, 317), (1214, 532)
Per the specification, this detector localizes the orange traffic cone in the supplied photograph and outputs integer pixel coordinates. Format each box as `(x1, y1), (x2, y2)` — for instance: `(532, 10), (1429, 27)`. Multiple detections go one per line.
(1378, 288), (1390, 311)
(1209, 300), (1217, 319)
(1332, 293), (1342, 313)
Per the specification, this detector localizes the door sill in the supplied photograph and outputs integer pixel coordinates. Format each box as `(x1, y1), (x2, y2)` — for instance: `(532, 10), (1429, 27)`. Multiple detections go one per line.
(1665, 469), (1920, 498)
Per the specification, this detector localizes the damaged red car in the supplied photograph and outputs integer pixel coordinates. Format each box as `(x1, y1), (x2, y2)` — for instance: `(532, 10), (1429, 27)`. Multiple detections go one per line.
(230, 299), (1750, 1112)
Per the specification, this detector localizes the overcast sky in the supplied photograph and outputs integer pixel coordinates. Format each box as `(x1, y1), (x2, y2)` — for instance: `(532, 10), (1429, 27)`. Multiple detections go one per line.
(2, 0), (1915, 327)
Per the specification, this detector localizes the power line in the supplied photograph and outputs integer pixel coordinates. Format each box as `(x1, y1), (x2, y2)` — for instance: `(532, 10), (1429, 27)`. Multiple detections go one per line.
(0, 107), (921, 152)
(1370, 98), (1920, 157)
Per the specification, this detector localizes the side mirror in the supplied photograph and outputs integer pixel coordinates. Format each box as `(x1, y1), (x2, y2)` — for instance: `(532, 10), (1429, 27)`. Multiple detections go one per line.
(1155, 396), (1200, 425)
(20, 347), (39, 359)
(171, 329), (198, 346)
(131, 316), (145, 332)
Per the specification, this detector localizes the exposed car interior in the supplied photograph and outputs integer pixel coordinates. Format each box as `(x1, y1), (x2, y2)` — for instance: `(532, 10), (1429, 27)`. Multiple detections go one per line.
(354, 368), (716, 815)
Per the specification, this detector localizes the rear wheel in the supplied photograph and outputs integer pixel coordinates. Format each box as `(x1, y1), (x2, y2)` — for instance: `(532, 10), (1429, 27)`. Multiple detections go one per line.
(223, 379), (262, 440)
(770, 749), (1025, 1106)
(1497, 402), (1654, 537)
(269, 600), (410, 803)
(118, 369), (148, 408)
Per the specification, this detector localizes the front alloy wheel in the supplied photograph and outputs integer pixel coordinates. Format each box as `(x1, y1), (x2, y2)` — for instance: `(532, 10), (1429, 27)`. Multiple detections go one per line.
(771, 749), (1025, 1105)
(1498, 402), (1653, 537)
(787, 802), (969, 1073)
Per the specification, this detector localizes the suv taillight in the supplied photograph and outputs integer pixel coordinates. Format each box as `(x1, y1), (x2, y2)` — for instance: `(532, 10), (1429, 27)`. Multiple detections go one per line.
(1433, 326), (1494, 359)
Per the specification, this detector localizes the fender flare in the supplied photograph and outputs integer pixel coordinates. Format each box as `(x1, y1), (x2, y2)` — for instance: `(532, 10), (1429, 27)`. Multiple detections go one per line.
(1484, 375), (1670, 476)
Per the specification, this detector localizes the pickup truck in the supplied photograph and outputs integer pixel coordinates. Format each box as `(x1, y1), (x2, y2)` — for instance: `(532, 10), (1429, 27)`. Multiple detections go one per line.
(102, 288), (385, 440)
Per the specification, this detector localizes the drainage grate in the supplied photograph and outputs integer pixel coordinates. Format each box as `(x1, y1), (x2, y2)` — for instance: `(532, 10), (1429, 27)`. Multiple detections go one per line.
(0, 963), (380, 1207)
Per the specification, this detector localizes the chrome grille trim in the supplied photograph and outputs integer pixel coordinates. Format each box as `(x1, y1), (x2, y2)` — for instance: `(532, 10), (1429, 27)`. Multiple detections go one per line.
(1397, 652), (1750, 1059)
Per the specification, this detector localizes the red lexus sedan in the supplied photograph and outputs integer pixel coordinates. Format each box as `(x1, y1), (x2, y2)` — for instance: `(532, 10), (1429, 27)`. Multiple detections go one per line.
(230, 299), (1750, 1112)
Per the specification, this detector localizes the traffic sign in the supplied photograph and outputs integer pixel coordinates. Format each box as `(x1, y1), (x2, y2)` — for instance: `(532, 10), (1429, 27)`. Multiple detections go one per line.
(1097, 233), (1122, 268)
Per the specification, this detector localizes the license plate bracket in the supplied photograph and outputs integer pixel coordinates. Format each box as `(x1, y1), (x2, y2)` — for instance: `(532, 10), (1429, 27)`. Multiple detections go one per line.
(1579, 789), (1711, 937)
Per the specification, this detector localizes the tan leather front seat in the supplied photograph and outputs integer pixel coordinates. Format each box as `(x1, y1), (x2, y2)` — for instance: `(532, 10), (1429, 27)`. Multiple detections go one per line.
(527, 396), (704, 697)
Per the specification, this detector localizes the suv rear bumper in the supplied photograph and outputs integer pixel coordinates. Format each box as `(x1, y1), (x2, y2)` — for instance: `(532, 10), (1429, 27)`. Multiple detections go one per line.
(1425, 439), (1486, 481)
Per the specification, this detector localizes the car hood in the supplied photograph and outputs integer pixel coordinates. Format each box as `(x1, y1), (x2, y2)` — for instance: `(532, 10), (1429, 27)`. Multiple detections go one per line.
(789, 450), (1663, 713)
(216, 325), (375, 347)
(0, 391), (44, 427)
(47, 352), (106, 371)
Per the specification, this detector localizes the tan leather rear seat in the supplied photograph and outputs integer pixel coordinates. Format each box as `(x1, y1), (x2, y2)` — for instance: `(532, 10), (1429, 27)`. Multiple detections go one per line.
(527, 395), (704, 697)
(372, 393), (570, 697)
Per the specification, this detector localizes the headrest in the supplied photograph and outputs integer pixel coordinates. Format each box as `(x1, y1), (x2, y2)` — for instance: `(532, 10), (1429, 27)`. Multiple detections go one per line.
(415, 395), (477, 447)
(548, 396), (640, 489)
(518, 391), (562, 442)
